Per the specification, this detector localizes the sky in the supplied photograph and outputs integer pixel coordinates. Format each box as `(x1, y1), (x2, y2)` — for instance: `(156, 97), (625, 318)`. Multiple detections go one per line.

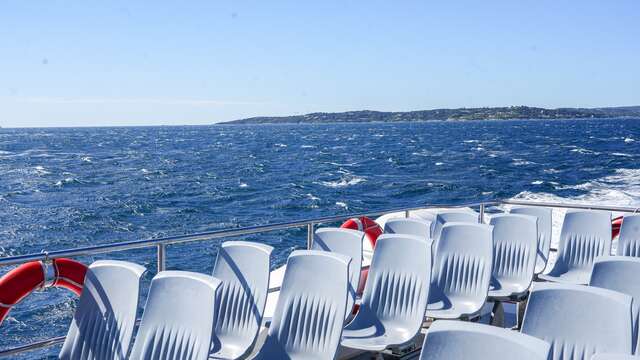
(1, 0), (639, 128)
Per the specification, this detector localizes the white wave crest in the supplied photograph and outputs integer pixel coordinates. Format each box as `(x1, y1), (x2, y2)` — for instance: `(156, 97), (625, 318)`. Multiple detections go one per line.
(316, 176), (366, 188)
(570, 147), (600, 155)
(512, 158), (535, 166)
(508, 168), (640, 266)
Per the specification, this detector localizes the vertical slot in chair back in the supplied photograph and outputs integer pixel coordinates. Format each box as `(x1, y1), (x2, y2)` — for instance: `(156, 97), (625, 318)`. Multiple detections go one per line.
(130, 271), (221, 360)
(617, 215), (640, 257)
(489, 214), (538, 300)
(427, 223), (493, 319)
(510, 206), (553, 274)
(384, 217), (432, 240)
(539, 210), (611, 284)
(521, 283), (633, 360)
(341, 234), (432, 351)
(589, 256), (640, 354)
(312, 227), (364, 319)
(419, 320), (551, 360)
(210, 241), (273, 359)
(59, 260), (146, 360)
(256, 250), (350, 360)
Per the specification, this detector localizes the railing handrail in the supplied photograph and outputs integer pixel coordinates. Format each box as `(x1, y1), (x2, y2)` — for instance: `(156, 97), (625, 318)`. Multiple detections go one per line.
(2, 198), (640, 268)
(500, 199), (640, 213)
(0, 200), (494, 267)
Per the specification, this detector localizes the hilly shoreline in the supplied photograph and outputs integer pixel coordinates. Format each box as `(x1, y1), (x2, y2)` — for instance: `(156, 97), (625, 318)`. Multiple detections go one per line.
(221, 105), (640, 125)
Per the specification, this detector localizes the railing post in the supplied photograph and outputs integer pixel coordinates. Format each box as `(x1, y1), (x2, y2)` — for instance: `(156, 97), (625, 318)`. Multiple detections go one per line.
(405, 210), (410, 218)
(479, 203), (485, 224)
(307, 223), (314, 249)
(157, 243), (166, 272)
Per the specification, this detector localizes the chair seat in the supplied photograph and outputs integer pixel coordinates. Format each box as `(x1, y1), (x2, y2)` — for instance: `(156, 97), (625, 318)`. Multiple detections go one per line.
(537, 268), (591, 285)
(342, 321), (414, 351)
(488, 281), (528, 300)
(426, 300), (481, 319)
(209, 341), (252, 359)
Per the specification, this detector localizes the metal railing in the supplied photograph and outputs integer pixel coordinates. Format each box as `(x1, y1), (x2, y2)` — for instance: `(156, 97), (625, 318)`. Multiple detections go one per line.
(1, 198), (638, 357)
(0, 201), (492, 268)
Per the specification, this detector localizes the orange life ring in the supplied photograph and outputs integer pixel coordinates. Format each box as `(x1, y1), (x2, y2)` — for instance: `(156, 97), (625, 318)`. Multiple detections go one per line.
(0, 258), (87, 325)
(340, 216), (383, 249)
(612, 216), (623, 239)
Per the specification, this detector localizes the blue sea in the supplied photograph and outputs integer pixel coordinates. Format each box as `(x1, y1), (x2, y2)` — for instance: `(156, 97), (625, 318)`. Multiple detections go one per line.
(1, 119), (640, 357)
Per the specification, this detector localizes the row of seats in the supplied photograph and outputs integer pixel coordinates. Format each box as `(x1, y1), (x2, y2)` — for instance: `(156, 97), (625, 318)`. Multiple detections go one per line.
(57, 207), (640, 359)
(420, 272), (639, 360)
(59, 233), (428, 360)
(59, 241), (277, 360)
(380, 208), (640, 360)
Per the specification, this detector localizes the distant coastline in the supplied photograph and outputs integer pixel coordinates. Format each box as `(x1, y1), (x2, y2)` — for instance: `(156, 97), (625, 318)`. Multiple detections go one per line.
(221, 105), (640, 125)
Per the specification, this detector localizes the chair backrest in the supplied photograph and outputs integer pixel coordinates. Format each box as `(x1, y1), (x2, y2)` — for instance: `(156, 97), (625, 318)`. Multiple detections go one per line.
(312, 227), (364, 318)
(521, 283), (633, 360)
(374, 211), (406, 228)
(617, 215), (640, 257)
(60, 260), (146, 360)
(431, 210), (479, 242)
(129, 271), (221, 360)
(384, 217), (432, 240)
(489, 214), (538, 293)
(589, 256), (640, 354)
(430, 223), (493, 312)
(510, 206), (553, 274)
(360, 234), (432, 328)
(257, 250), (350, 360)
(211, 241), (273, 359)
(555, 210), (612, 274)
(420, 320), (551, 360)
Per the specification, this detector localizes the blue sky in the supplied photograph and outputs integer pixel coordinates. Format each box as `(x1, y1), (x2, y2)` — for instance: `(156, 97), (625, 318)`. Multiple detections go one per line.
(1, 0), (639, 127)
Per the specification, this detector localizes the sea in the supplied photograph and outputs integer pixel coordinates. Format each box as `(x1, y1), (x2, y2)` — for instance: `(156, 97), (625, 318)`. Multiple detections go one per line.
(1, 118), (639, 357)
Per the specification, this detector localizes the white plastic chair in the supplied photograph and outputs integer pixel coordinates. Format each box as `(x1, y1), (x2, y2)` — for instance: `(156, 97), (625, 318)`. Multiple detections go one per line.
(341, 234), (432, 351)
(419, 320), (551, 360)
(312, 227), (364, 319)
(59, 260), (146, 360)
(426, 223), (493, 320)
(384, 217), (432, 240)
(431, 210), (479, 246)
(538, 210), (612, 285)
(130, 271), (222, 360)
(521, 282), (633, 360)
(254, 250), (350, 360)
(617, 215), (640, 257)
(510, 206), (553, 274)
(589, 256), (640, 354)
(210, 241), (273, 359)
(488, 214), (538, 300)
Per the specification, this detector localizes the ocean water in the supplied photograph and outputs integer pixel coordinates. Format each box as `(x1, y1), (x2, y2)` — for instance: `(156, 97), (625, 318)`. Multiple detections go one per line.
(1, 118), (639, 357)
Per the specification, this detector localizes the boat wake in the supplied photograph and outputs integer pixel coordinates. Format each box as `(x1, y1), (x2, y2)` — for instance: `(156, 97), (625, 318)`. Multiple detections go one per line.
(508, 168), (640, 256)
